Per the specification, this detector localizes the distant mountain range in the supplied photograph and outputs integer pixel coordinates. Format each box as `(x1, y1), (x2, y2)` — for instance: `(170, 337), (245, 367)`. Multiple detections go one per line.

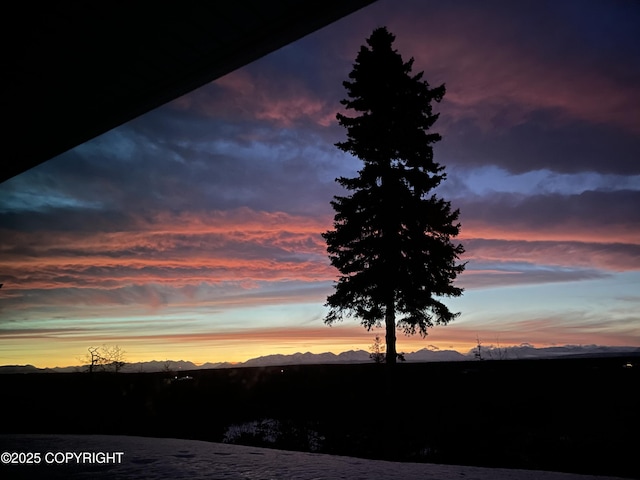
(1, 344), (639, 374)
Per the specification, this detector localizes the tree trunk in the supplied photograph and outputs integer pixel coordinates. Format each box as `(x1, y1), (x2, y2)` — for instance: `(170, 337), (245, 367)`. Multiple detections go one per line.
(385, 299), (397, 365)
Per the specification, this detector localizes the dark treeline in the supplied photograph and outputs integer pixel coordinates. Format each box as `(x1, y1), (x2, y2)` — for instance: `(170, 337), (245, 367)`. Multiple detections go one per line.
(1, 356), (638, 478)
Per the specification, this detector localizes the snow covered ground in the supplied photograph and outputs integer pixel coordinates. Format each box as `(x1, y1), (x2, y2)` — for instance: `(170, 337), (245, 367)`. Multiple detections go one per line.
(0, 434), (628, 480)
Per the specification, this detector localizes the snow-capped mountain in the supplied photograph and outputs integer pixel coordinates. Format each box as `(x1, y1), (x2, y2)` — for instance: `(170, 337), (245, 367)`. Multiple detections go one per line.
(1, 345), (638, 373)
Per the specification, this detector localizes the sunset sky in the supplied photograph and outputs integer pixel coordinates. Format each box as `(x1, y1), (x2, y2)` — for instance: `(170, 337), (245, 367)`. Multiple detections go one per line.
(1, 0), (639, 368)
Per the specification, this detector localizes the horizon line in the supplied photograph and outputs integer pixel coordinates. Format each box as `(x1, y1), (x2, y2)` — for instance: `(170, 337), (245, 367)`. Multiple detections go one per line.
(4, 343), (639, 371)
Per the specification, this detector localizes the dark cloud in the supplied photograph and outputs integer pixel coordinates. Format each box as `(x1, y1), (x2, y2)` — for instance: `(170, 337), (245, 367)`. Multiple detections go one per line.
(0, 208), (135, 233)
(1, 110), (348, 219)
(459, 189), (640, 232)
(439, 113), (640, 175)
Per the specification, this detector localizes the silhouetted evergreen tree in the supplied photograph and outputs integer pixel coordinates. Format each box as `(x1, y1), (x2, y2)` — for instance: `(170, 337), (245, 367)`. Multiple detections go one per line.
(323, 27), (465, 364)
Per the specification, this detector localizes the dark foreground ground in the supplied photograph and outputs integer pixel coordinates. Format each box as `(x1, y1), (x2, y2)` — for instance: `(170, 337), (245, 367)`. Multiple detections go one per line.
(1, 356), (638, 478)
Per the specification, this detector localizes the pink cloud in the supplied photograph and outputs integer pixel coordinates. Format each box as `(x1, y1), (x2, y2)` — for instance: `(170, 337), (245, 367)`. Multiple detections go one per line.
(173, 70), (336, 127)
(2, 205), (637, 315)
(383, 11), (640, 134)
(169, 8), (640, 137)
(459, 218), (639, 246)
(0, 209), (334, 299)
